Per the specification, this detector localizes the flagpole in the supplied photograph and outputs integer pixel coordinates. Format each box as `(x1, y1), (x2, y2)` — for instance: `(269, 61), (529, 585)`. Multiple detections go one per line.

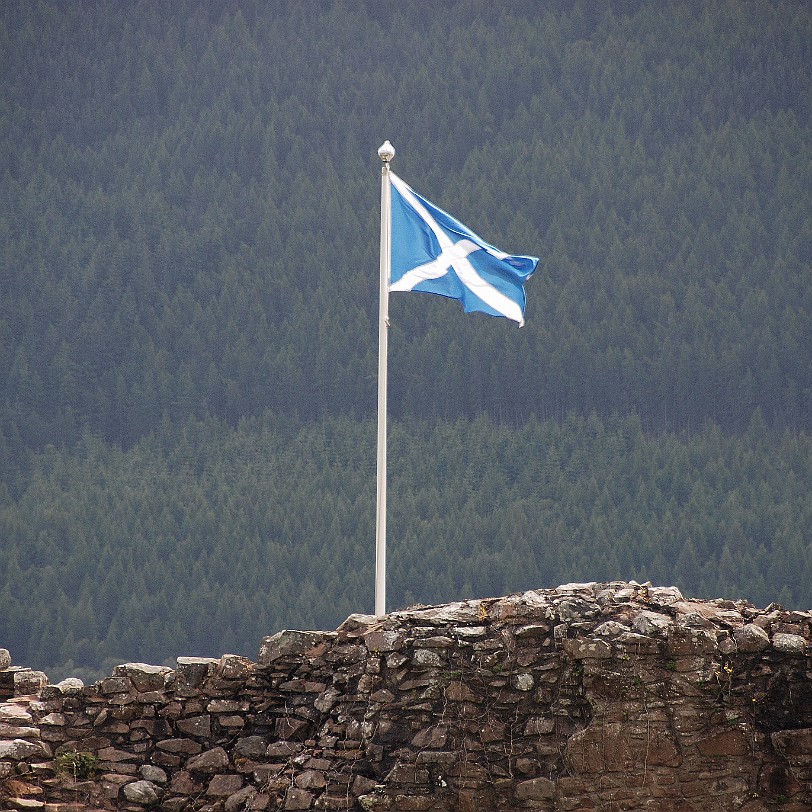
(375, 140), (395, 617)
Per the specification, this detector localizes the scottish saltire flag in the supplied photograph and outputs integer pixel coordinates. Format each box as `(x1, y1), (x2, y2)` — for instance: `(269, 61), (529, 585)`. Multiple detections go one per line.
(389, 172), (538, 326)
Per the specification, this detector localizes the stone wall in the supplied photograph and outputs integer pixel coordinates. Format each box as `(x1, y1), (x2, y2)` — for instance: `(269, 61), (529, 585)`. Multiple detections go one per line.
(1, 581), (811, 811)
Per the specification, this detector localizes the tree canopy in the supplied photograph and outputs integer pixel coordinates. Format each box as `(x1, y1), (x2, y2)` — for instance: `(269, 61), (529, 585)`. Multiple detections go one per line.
(0, 0), (809, 680)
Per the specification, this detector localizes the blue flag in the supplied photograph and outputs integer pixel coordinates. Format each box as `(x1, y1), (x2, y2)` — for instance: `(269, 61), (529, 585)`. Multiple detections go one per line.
(389, 172), (538, 326)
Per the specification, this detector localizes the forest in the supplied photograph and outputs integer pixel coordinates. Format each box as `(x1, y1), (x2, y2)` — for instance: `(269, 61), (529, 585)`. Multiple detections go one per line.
(0, 0), (810, 681)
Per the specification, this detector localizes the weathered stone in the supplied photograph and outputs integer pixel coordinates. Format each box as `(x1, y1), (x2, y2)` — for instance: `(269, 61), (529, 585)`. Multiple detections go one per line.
(1, 581), (811, 812)
(170, 769), (204, 794)
(593, 621), (630, 637)
(14, 670), (47, 696)
(733, 623), (770, 652)
(187, 745), (230, 773)
(0, 739), (47, 759)
(772, 727), (812, 764)
(295, 768), (326, 789)
(156, 737), (202, 754)
(695, 728), (750, 756)
(557, 598), (600, 621)
(266, 741), (302, 758)
(284, 787), (314, 809)
(0, 649), (11, 669)
(0, 723), (40, 738)
(140, 764), (168, 784)
(314, 688), (340, 712)
(525, 716), (555, 736)
(363, 629), (404, 653)
(97, 676), (131, 695)
(772, 632), (807, 654)
(122, 779), (160, 805)
(5, 800), (45, 810)
(0, 704), (33, 724)
(562, 637), (612, 659)
(97, 746), (137, 762)
(54, 677), (84, 695)
(632, 610), (672, 636)
(515, 776), (556, 800)
(274, 716), (311, 741)
(207, 699), (246, 713)
(234, 735), (267, 760)
(114, 663), (172, 692)
(565, 722), (681, 773)
(514, 623), (550, 638)
(208, 773), (243, 795)
(219, 654), (254, 679)
(38, 712), (67, 726)
(175, 657), (218, 691)
(176, 714), (212, 737)
(0, 761), (17, 779)
(411, 649), (442, 668)
(258, 630), (328, 665)
(648, 586), (684, 604)
(411, 725), (447, 748)
(511, 672), (534, 691)
(224, 786), (258, 812)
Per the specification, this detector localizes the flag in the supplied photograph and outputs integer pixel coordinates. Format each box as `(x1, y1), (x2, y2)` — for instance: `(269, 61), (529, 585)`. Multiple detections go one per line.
(388, 172), (539, 326)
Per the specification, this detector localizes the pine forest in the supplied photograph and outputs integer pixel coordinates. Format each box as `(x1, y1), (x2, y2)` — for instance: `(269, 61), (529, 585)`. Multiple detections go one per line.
(1, 0), (810, 681)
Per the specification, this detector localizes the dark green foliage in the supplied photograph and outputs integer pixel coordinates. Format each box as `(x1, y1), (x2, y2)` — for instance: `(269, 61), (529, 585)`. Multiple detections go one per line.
(0, 1), (810, 679)
(0, 412), (810, 681)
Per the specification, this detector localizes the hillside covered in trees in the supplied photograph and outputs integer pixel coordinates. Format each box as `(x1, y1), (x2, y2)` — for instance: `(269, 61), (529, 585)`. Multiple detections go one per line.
(1, 0), (810, 680)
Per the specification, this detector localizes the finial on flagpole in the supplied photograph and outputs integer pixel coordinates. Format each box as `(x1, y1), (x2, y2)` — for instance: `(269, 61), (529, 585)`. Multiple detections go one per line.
(378, 140), (395, 163)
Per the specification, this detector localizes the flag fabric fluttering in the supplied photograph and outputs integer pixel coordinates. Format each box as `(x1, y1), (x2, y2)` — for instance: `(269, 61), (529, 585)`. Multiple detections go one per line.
(388, 172), (539, 326)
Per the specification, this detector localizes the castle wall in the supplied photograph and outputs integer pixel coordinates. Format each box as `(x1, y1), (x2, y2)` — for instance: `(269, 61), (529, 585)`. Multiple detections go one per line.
(1, 581), (811, 811)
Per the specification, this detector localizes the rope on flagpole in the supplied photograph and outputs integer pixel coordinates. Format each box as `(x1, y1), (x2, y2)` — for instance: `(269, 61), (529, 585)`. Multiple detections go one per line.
(375, 140), (394, 617)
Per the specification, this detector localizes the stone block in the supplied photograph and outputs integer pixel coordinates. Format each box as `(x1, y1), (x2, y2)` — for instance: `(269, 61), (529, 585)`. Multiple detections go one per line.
(97, 676), (131, 695)
(114, 663), (172, 692)
(0, 738), (48, 759)
(122, 779), (160, 805)
(511, 672), (534, 691)
(294, 768), (327, 789)
(695, 728), (750, 756)
(215, 653), (252, 679)
(516, 776), (556, 800)
(170, 769), (204, 794)
(175, 657), (218, 691)
(156, 736), (202, 754)
(733, 624), (770, 652)
(258, 630), (329, 665)
(772, 633), (807, 654)
(208, 773), (243, 796)
(562, 638), (612, 659)
(412, 725), (447, 748)
(525, 716), (555, 736)
(176, 714), (212, 738)
(0, 704), (33, 724)
(234, 735), (268, 759)
(224, 786), (258, 812)
(772, 727), (812, 765)
(632, 610), (672, 636)
(284, 787), (314, 810)
(54, 677), (84, 695)
(14, 670), (48, 696)
(566, 722), (681, 774)
(187, 745), (230, 773)
(363, 629), (405, 653)
(445, 682), (477, 702)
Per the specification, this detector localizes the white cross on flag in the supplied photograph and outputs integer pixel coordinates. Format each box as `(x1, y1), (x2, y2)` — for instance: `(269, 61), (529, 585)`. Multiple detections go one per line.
(388, 172), (538, 326)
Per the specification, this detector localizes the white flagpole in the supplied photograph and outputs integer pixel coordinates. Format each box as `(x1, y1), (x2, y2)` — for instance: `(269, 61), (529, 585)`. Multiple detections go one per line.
(375, 140), (395, 617)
